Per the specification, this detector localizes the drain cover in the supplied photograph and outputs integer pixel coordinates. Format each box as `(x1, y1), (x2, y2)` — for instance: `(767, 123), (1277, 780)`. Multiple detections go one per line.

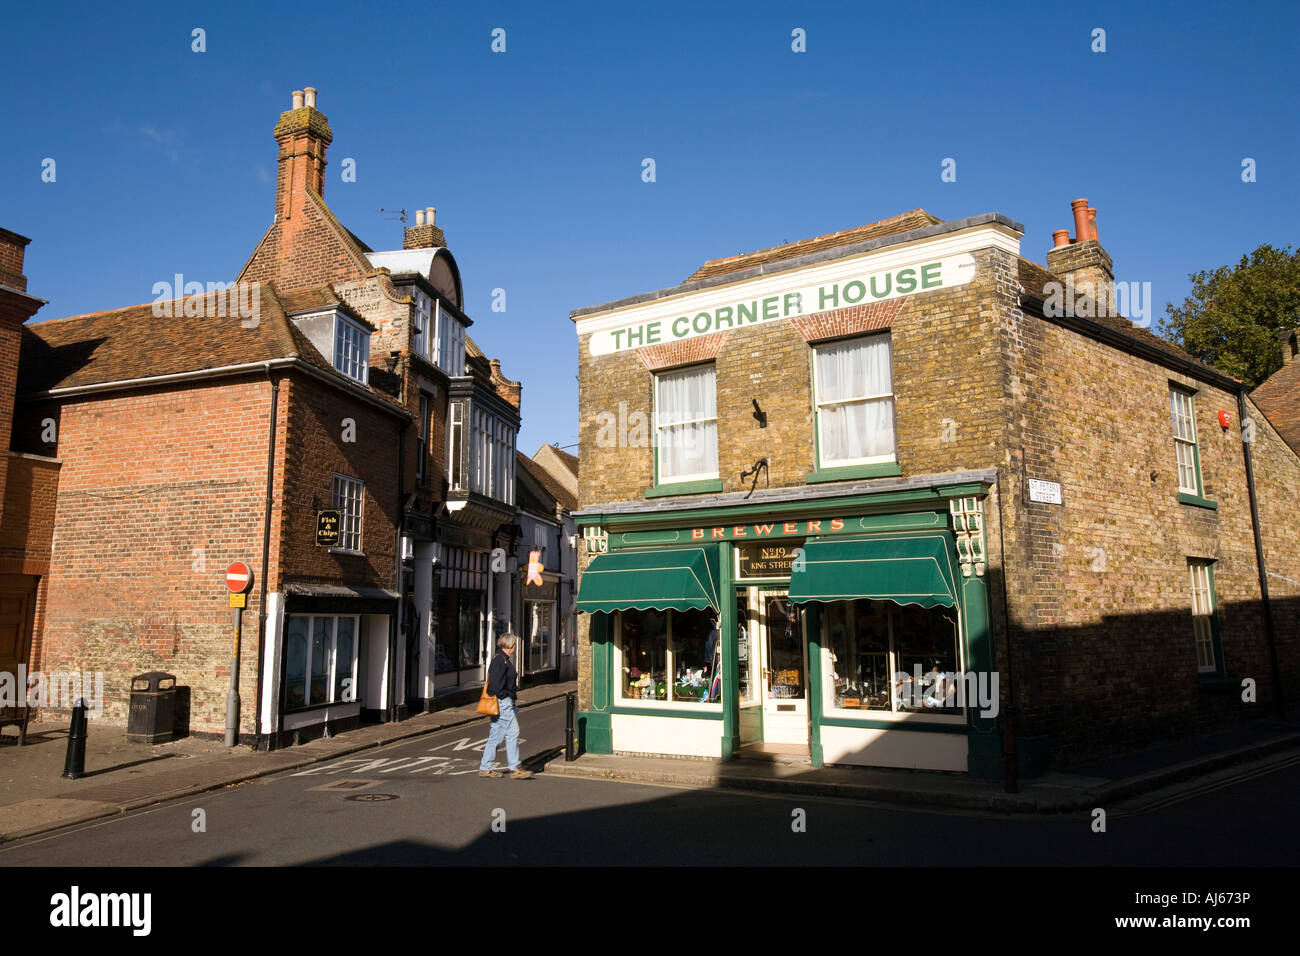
(346, 792), (398, 802)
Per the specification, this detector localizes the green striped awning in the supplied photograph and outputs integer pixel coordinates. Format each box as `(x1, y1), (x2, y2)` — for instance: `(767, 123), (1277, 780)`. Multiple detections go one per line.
(576, 547), (721, 614)
(788, 532), (958, 609)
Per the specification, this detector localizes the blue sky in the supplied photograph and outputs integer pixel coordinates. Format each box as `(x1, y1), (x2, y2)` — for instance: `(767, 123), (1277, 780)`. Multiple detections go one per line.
(3, 0), (1296, 454)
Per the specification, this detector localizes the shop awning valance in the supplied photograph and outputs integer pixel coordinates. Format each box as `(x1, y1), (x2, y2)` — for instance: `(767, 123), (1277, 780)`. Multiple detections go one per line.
(788, 532), (958, 609)
(576, 547), (721, 614)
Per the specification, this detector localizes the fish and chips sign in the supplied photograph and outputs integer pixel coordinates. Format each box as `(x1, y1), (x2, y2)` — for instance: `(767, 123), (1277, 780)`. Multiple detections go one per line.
(587, 254), (975, 356)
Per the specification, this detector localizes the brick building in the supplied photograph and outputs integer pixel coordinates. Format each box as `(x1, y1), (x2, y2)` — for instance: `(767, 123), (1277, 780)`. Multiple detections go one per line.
(570, 202), (1300, 776)
(7, 88), (528, 746)
(0, 229), (56, 742)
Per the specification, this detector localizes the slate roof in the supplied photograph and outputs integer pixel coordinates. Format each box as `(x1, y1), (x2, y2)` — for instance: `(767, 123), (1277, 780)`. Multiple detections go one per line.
(684, 209), (943, 282)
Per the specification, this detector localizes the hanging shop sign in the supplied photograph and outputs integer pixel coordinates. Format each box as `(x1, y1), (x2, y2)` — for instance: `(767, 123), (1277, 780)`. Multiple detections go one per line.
(315, 510), (342, 547)
(736, 540), (806, 579)
(588, 253), (976, 356)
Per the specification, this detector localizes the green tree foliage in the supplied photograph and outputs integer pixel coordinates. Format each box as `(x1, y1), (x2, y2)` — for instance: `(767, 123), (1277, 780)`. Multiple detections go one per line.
(1158, 244), (1300, 388)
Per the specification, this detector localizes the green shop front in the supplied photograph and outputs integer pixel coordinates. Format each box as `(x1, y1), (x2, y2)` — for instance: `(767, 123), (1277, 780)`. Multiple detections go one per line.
(574, 472), (1003, 775)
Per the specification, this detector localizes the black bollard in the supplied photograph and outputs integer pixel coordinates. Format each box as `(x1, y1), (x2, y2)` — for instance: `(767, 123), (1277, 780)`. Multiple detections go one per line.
(565, 691), (576, 762)
(62, 698), (88, 779)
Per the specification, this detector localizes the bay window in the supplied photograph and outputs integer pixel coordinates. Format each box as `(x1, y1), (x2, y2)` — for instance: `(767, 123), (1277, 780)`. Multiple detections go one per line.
(654, 363), (718, 483)
(813, 334), (895, 468)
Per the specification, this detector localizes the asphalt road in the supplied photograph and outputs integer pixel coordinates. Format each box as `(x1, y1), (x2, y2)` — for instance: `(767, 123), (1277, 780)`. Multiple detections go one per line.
(2, 698), (1298, 866)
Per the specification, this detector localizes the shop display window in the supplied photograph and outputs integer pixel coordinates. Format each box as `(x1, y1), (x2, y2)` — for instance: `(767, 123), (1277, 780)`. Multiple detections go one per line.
(618, 608), (721, 706)
(824, 599), (962, 718)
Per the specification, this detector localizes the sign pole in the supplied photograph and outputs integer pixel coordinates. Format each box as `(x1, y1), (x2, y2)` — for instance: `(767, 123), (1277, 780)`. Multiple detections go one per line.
(223, 561), (253, 748)
(225, 605), (242, 747)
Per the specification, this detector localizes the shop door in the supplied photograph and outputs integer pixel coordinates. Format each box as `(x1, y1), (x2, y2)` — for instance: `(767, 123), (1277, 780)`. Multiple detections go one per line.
(759, 590), (809, 746)
(736, 591), (762, 746)
(0, 581), (34, 719)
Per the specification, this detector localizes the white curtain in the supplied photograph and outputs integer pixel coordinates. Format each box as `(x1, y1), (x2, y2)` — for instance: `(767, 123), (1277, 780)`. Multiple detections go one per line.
(657, 365), (718, 480)
(817, 337), (895, 462)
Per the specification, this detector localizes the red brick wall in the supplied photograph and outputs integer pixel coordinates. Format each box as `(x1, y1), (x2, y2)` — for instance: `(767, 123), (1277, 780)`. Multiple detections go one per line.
(278, 376), (401, 586)
(37, 377), (277, 733)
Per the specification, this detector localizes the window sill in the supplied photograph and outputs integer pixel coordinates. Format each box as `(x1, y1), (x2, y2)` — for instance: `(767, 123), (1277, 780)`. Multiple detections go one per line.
(644, 479), (723, 498)
(806, 462), (902, 483)
(328, 547), (365, 557)
(1177, 492), (1218, 511)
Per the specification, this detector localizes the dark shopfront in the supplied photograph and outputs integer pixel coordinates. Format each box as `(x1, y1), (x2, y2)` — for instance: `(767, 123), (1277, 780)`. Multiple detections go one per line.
(574, 473), (1006, 775)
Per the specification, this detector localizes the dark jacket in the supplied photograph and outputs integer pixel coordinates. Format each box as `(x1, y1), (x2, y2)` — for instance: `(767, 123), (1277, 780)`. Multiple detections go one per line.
(486, 650), (518, 702)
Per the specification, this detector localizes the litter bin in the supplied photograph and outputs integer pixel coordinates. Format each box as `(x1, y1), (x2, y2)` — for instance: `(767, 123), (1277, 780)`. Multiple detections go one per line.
(127, 672), (176, 744)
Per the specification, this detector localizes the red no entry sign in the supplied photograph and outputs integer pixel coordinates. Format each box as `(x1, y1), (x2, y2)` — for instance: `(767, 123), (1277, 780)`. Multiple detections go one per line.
(225, 562), (253, 593)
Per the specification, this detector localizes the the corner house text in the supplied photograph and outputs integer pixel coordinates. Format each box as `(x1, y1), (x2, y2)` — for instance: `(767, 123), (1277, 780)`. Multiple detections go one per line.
(588, 254), (975, 356)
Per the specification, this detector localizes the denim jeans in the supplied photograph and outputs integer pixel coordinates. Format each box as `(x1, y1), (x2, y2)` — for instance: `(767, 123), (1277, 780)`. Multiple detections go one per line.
(479, 697), (520, 771)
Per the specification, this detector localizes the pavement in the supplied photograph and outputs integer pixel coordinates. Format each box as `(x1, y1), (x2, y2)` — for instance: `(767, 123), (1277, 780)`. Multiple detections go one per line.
(0, 681), (577, 844)
(2, 688), (1297, 845)
(543, 713), (1300, 813)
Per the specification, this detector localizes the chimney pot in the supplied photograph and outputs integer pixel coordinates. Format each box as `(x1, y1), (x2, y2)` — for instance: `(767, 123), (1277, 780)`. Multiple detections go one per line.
(292, 90), (304, 109)
(415, 209), (425, 227)
(303, 87), (317, 108)
(1071, 198), (1090, 243)
(1087, 207), (1098, 243)
(426, 206), (435, 225)
(1052, 229), (1070, 248)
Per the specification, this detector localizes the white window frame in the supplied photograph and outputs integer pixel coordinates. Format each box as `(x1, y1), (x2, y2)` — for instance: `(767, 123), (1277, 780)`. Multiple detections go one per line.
(653, 363), (719, 484)
(812, 334), (896, 469)
(284, 613), (361, 709)
(332, 473), (364, 554)
(1170, 386), (1201, 495)
(333, 314), (371, 384)
(1189, 559), (1218, 674)
(412, 290), (431, 362)
(448, 402), (465, 491)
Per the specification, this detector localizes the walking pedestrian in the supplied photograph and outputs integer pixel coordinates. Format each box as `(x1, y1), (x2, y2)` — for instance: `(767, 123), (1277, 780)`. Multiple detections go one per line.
(478, 632), (533, 779)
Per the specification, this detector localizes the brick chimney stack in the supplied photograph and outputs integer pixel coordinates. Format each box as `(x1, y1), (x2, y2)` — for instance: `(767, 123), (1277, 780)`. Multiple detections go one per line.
(1046, 197), (1114, 317)
(273, 87), (332, 222)
(1280, 329), (1299, 367)
(404, 205), (447, 249)
(0, 228), (32, 292)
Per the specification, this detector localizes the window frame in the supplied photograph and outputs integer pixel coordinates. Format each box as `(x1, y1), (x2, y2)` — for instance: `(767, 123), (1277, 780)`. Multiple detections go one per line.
(653, 362), (719, 485)
(811, 333), (898, 471)
(1188, 559), (1225, 677)
(332, 314), (371, 384)
(614, 609), (723, 712)
(821, 599), (967, 724)
(1170, 385), (1203, 496)
(416, 392), (432, 487)
(412, 290), (431, 362)
(331, 473), (365, 555)
(448, 402), (465, 491)
(282, 613), (361, 712)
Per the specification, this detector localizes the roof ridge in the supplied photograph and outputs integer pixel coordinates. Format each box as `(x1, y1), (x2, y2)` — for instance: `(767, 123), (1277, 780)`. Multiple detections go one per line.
(305, 188), (379, 278)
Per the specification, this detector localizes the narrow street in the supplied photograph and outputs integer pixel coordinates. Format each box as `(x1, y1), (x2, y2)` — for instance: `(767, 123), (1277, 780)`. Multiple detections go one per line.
(2, 698), (1296, 867)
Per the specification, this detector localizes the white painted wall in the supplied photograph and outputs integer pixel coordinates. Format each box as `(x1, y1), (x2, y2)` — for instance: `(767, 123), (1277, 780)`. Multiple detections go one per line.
(819, 726), (968, 772)
(612, 713), (722, 758)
